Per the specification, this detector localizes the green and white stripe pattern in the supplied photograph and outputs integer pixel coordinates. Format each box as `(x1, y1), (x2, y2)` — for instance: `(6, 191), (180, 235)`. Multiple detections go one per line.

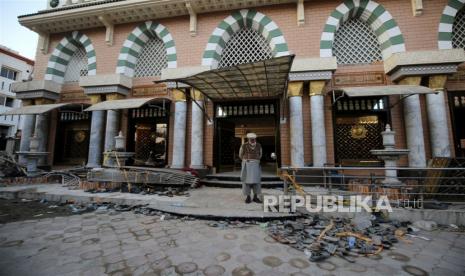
(202, 9), (289, 68)
(116, 21), (177, 77)
(45, 31), (96, 84)
(320, 0), (405, 60)
(438, 0), (465, 49)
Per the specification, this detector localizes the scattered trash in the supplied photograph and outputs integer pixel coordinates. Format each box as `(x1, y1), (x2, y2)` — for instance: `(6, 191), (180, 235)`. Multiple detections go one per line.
(48, 205), (58, 208)
(33, 214), (43, 217)
(266, 215), (407, 263)
(160, 215), (165, 221)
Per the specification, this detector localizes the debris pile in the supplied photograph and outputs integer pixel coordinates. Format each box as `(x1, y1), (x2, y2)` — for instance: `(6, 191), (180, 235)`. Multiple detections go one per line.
(0, 153), (25, 178)
(83, 184), (191, 197)
(266, 214), (409, 262)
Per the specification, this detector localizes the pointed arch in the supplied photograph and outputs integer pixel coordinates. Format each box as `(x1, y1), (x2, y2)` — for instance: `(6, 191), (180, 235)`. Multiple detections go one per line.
(202, 9), (290, 69)
(45, 31), (96, 84)
(320, 0), (405, 60)
(438, 0), (465, 49)
(116, 21), (177, 77)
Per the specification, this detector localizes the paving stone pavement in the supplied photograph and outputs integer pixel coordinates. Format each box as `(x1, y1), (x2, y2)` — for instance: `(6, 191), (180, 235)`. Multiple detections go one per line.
(0, 211), (464, 276)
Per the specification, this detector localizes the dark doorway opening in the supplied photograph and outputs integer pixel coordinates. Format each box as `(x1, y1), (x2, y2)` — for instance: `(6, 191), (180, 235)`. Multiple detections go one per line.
(449, 92), (465, 157)
(126, 103), (170, 167)
(333, 96), (391, 166)
(214, 100), (280, 173)
(54, 110), (91, 165)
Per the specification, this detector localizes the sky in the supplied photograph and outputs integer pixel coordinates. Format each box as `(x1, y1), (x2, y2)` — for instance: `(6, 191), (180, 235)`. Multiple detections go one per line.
(0, 0), (47, 60)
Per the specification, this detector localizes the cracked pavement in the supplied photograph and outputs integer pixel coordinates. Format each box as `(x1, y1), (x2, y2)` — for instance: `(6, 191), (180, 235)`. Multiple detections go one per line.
(0, 210), (464, 276)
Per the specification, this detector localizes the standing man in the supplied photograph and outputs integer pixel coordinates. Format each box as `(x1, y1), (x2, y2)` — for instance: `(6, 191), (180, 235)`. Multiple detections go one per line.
(239, 133), (262, 204)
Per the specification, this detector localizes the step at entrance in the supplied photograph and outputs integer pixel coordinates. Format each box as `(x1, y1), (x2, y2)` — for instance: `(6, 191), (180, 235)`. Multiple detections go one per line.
(201, 174), (283, 188)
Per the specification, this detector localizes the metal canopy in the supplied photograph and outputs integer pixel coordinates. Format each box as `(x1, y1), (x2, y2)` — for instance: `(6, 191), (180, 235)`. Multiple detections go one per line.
(1, 103), (74, 115)
(341, 85), (435, 97)
(84, 97), (170, 111)
(157, 55), (295, 101)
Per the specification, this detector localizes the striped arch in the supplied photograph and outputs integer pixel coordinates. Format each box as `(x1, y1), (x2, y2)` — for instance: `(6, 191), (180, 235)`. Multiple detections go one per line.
(45, 31), (96, 84)
(116, 21), (177, 77)
(438, 0), (465, 49)
(320, 0), (405, 60)
(202, 9), (290, 69)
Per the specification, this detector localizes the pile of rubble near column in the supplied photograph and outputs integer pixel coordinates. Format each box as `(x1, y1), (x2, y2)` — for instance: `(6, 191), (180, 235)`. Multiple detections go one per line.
(266, 214), (412, 262)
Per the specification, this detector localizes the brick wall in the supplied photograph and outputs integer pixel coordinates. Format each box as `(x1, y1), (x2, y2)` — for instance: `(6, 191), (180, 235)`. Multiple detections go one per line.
(31, 0), (465, 168)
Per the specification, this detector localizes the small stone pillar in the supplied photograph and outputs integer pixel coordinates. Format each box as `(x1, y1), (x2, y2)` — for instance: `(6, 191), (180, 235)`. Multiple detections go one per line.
(371, 124), (409, 187)
(309, 80), (327, 167)
(288, 82), (305, 167)
(171, 89), (187, 169)
(190, 89), (204, 169)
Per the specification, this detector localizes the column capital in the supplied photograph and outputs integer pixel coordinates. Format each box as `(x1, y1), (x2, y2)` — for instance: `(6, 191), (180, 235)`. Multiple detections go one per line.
(287, 81), (303, 97)
(398, 76), (422, 86)
(88, 94), (103, 104)
(309, 80), (326, 96)
(428, 75), (448, 91)
(106, 93), (125, 101)
(172, 89), (187, 102)
(190, 88), (204, 101)
(34, 98), (55, 105)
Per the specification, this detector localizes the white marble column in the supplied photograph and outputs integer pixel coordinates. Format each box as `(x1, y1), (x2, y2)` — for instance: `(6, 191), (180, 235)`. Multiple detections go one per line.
(401, 77), (426, 167)
(35, 113), (49, 166)
(288, 82), (305, 167)
(403, 94), (426, 167)
(18, 114), (36, 165)
(103, 109), (120, 166)
(190, 89), (204, 169)
(426, 75), (451, 157)
(310, 81), (327, 167)
(171, 90), (187, 169)
(86, 110), (105, 168)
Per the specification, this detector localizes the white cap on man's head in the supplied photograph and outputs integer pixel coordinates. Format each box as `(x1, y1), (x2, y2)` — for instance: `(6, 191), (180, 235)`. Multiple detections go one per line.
(246, 133), (257, 139)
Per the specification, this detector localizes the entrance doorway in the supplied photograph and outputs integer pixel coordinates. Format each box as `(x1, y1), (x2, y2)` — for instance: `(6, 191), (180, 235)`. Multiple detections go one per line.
(126, 103), (169, 167)
(214, 100), (280, 174)
(449, 92), (465, 157)
(333, 96), (390, 166)
(54, 110), (91, 165)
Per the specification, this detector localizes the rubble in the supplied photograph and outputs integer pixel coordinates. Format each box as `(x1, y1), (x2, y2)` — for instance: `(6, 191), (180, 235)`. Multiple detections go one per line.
(265, 214), (411, 263)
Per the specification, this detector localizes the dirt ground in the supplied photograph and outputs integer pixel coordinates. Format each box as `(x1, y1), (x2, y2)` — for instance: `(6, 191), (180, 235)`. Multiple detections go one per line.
(0, 198), (75, 224)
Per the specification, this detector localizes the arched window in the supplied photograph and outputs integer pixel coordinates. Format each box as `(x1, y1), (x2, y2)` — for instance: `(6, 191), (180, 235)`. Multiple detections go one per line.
(452, 8), (465, 49)
(63, 46), (88, 82)
(333, 19), (382, 65)
(218, 28), (272, 68)
(134, 37), (167, 77)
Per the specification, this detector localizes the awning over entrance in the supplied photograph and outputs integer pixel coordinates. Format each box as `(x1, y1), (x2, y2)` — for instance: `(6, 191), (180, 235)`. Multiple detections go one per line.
(157, 55), (295, 101)
(84, 97), (170, 112)
(1, 103), (78, 115)
(340, 85), (435, 97)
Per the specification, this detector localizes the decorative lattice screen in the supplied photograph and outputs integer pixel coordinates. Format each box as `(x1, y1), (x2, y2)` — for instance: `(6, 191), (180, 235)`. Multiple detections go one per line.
(453, 8), (465, 49)
(333, 19), (382, 65)
(218, 28), (272, 68)
(134, 38), (167, 77)
(64, 46), (88, 82)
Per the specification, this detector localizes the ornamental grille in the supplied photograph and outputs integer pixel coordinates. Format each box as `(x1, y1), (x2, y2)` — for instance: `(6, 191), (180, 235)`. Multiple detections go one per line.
(59, 112), (89, 121)
(131, 107), (167, 118)
(134, 38), (167, 77)
(335, 98), (388, 111)
(452, 8), (465, 49)
(333, 19), (383, 65)
(218, 28), (273, 68)
(216, 103), (275, 118)
(64, 46), (88, 82)
(334, 117), (383, 162)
